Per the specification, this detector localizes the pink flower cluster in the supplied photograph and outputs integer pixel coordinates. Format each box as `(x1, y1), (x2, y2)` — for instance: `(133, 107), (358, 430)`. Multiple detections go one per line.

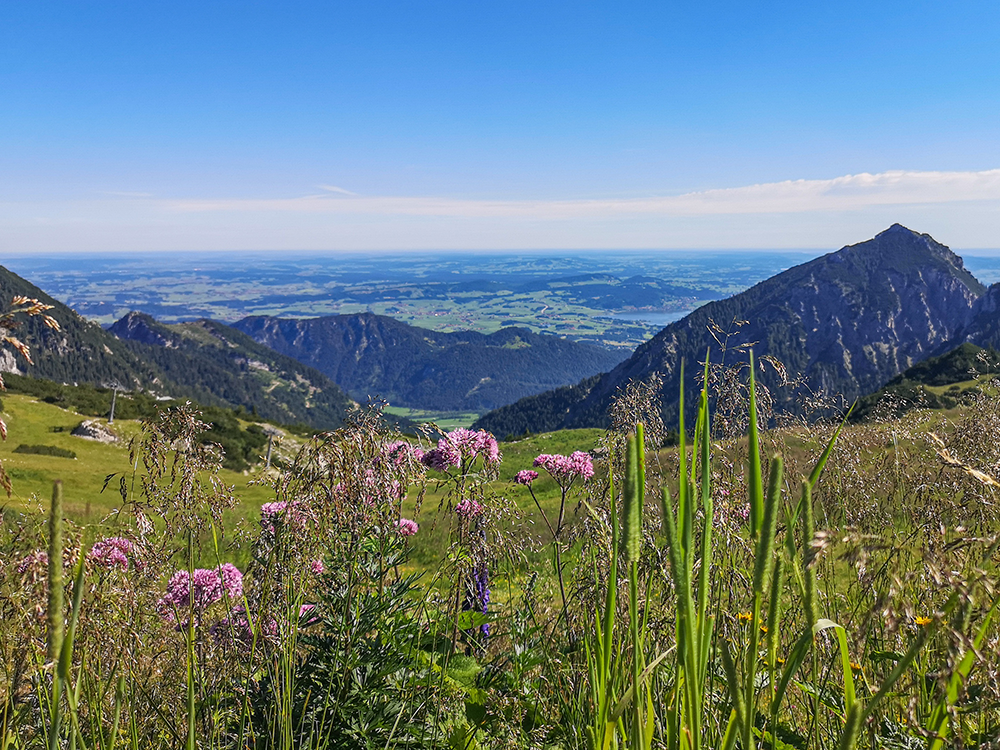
(159, 563), (243, 623)
(397, 518), (419, 536)
(533, 451), (595, 482)
(382, 440), (425, 465)
(421, 429), (501, 472)
(88, 537), (136, 570)
(455, 498), (483, 519)
(260, 501), (288, 532)
(420, 440), (461, 472)
(449, 429), (501, 465)
(515, 470), (539, 486)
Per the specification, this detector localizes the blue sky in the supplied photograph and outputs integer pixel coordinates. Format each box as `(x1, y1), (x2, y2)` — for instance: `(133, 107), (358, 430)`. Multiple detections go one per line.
(2, 1), (999, 251)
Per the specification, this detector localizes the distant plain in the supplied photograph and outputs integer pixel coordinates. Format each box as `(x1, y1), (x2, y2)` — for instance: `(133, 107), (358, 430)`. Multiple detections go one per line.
(12, 251), (1000, 354)
(4, 250), (831, 351)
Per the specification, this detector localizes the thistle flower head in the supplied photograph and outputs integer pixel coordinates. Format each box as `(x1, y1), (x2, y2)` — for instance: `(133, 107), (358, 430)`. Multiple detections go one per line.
(515, 470), (538, 486)
(397, 517), (419, 536)
(533, 451), (594, 484)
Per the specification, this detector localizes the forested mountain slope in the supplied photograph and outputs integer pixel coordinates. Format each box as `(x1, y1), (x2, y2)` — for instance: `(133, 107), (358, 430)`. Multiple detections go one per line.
(108, 312), (354, 430)
(233, 313), (624, 412)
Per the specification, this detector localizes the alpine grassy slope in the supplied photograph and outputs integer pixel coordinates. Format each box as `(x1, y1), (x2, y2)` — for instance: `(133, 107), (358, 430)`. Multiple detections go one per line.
(849, 342), (1000, 421)
(232, 312), (624, 412)
(476, 225), (987, 435)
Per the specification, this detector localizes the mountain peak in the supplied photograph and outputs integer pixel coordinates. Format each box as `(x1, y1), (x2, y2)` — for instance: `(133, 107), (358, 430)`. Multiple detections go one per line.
(829, 226), (981, 291)
(876, 222), (919, 237)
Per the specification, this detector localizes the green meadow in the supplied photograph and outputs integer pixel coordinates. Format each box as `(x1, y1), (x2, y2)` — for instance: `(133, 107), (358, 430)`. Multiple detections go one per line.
(5, 380), (1000, 749)
(0, 394), (275, 518)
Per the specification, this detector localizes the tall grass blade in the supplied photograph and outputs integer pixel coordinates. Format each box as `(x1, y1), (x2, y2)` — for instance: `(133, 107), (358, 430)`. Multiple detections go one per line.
(926, 595), (1000, 750)
(800, 481), (819, 628)
(752, 457), (782, 598)
(806, 403), (854, 490)
(622, 425), (645, 564)
(747, 350), (763, 538)
(814, 619), (856, 715)
(46, 480), (64, 750)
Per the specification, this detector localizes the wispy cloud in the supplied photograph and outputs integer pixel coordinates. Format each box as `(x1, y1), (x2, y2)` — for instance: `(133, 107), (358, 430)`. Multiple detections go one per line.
(316, 184), (358, 196)
(164, 169), (1000, 219)
(6, 168), (1000, 252)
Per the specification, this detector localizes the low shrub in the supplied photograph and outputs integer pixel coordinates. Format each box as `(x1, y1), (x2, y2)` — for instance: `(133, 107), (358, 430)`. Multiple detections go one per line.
(12, 443), (76, 459)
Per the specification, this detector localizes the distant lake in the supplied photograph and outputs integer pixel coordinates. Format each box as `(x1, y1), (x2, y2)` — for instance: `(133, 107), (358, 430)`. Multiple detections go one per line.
(606, 311), (690, 326)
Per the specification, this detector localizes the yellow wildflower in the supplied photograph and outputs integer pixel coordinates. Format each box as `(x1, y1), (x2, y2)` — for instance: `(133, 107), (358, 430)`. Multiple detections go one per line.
(915, 616), (932, 626)
(737, 612), (753, 622)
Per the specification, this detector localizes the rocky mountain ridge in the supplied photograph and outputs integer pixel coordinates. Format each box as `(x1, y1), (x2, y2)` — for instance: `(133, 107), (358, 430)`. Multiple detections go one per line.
(474, 225), (987, 435)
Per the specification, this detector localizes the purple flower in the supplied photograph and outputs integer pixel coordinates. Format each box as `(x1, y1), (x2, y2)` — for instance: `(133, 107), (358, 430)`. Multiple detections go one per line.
(533, 451), (594, 483)
(159, 564), (244, 624)
(218, 563), (243, 600)
(421, 429), (501, 472)
(515, 469), (539, 486)
(421, 440), (462, 472)
(569, 451), (595, 479)
(455, 498), (483, 519)
(260, 499), (317, 534)
(88, 537), (135, 570)
(260, 501), (288, 532)
(449, 428), (501, 465)
(310, 559), (325, 574)
(397, 518), (419, 536)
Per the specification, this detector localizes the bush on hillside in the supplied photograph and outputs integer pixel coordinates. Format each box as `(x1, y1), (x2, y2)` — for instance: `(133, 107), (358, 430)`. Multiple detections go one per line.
(13, 443), (76, 459)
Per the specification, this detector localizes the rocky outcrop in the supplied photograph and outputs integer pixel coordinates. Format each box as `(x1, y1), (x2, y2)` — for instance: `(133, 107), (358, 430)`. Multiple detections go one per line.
(71, 419), (117, 443)
(943, 282), (1000, 351)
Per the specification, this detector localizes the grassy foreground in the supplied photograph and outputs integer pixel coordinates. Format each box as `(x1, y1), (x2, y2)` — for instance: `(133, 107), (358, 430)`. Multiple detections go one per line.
(3, 371), (1000, 749)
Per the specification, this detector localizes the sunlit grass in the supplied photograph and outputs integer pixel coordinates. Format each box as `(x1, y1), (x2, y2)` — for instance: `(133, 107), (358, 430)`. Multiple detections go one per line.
(0, 394), (274, 518)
